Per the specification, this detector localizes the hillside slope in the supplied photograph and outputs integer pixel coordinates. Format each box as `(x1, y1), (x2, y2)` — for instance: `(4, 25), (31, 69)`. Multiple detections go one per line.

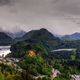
(0, 32), (12, 45)
(10, 28), (62, 58)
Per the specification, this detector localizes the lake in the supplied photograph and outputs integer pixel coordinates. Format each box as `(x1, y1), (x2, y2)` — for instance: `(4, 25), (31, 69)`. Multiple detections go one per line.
(51, 48), (76, 52)
(0, 46), (11, 57)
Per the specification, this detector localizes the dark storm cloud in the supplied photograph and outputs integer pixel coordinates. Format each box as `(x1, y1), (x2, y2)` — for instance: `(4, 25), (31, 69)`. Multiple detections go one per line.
(0, 0), (80, 34)
(51, 0), (80, 15)
(0, 0), (15, 6)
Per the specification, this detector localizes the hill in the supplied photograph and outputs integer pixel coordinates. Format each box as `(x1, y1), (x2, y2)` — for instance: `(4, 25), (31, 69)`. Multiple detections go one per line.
(0, 32), (12, 45)
(14, 28), (62, 49)
(10, 28), (62, 58)
(62, 32), (80, 40)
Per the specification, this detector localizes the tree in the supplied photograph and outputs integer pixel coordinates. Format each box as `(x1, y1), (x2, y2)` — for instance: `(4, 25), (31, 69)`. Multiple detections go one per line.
(18, 55), (52, 78)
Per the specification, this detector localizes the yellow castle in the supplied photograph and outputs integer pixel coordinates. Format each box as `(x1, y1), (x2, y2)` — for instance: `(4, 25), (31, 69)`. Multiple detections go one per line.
(27, 50), (36, 57)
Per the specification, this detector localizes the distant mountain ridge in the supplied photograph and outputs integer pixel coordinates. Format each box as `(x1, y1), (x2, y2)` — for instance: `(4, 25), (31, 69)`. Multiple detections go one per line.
(6, 31), (26, 39)
(0, 30), (26, 45)
(62, 32), (80, 40)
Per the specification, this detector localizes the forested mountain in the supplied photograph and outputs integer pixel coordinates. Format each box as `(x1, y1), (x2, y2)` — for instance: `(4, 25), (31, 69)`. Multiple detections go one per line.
(14, 28), (61, 43)
(0, 32), (12, 45)
(10, 28), (62, 58)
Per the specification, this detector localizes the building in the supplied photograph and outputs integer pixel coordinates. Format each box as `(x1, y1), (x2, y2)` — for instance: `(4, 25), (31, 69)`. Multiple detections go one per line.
(27, 50), (36, 57)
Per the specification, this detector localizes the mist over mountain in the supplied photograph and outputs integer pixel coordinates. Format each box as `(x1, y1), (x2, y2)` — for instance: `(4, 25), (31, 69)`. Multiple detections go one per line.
(0, 26), (27, 38)
(6, 31), (26, 39)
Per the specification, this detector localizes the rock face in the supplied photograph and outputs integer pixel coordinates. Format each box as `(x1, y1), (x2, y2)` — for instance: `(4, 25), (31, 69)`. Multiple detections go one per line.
(71, 75), (80, 80)
(51, 68), (60, 79)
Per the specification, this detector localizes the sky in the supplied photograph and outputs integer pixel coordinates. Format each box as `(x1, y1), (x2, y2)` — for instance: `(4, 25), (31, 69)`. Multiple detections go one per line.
(0, 0), (80, 35)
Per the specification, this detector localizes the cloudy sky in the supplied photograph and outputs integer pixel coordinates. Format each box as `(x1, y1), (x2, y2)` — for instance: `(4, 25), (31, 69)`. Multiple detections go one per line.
(0, 0), (80, 35)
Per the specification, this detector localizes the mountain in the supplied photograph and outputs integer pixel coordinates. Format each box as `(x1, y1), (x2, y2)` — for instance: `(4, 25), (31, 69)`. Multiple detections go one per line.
(14, 28), (62, 48)
(10, 28), (62, 58)
(62, 32), (80, 40)
(6, 31), (26, 39)
(0, 32), (12, 45)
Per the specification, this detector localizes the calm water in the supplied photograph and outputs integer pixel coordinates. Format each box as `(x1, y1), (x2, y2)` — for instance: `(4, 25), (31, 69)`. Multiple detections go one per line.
(0, 46), (11, 57)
